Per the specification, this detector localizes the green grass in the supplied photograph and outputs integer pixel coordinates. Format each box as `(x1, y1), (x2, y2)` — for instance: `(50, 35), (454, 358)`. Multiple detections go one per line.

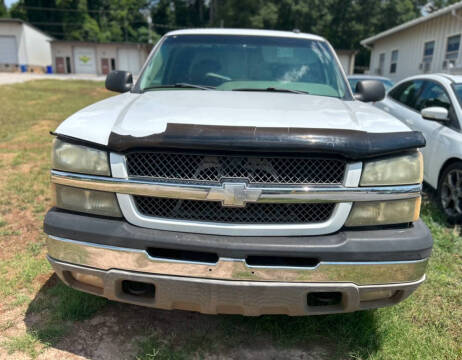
(0, 80), (460, 360)
(0, 80), (113, 359)
(2, 333), (42, 358)
(40, 282), (108, 322)
(0, 254), (51, 297)
(137, 333), (191, 360)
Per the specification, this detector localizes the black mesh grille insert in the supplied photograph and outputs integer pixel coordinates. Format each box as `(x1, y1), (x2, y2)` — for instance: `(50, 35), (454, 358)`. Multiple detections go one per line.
(134, 196), (335, 224)
(126, 152), (346, 185)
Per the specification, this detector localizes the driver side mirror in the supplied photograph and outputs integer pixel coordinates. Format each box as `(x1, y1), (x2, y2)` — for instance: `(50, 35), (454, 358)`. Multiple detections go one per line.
(421, 106), (449, 121)
(354, 80), (386, 102)
(105, 70), (133, 93)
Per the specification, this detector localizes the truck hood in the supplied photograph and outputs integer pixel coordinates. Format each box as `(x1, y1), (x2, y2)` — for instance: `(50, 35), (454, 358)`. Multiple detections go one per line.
(56, 90), (411, 146)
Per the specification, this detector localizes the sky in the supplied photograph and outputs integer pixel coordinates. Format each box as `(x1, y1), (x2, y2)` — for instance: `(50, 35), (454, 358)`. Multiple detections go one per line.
(5, 0), (18, 8)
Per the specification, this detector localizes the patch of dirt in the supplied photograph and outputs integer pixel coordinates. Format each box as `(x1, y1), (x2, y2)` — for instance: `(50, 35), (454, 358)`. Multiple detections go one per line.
(0, 143), (47, 151)
(18, 299), (336, 360)
(88, 88), (111, 97)
(0, 208), (42, 261)
(205, 346), (331, 360)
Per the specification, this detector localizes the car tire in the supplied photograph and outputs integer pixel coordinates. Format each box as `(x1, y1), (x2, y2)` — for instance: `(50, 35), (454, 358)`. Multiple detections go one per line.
(438, 161), (462, 224)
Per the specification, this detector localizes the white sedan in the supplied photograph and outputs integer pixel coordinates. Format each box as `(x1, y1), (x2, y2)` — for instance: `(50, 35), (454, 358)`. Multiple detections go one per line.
(376, 74), (462, 223)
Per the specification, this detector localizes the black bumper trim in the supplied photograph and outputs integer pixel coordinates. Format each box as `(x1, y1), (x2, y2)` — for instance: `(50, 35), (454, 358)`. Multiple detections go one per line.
(44, 208), (433, 262)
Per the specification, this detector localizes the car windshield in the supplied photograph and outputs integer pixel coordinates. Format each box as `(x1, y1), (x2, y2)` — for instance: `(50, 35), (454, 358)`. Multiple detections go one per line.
(138, 35), (348, 98)
(454, 84), (462, 107)
(348, 78), (394, 92)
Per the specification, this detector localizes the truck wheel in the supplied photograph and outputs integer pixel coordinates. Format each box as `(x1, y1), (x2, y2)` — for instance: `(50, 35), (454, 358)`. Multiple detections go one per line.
(438, 162), (462, 224)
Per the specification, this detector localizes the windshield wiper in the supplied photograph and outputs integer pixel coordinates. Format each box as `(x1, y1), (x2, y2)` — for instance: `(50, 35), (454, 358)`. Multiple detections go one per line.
(142, 83), (215, 92)
(232, 87), (309, 94)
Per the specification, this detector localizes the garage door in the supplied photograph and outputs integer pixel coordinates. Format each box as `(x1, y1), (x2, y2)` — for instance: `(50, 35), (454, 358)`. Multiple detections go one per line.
(118, 48), (141, 75)
(73, 47), (97, 74)
(0, 36), (18, 64)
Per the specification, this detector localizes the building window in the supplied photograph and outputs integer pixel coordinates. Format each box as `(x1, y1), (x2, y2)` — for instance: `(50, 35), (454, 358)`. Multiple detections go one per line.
(422, 41), (434, 73)
(111, 58), (116, 71)
(377, 53), (385, 75)
(445, 34), (460, 69)
(390, 50), (398, 73)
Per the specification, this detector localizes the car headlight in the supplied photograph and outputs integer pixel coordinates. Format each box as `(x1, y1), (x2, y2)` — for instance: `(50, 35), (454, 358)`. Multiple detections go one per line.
(53, 184), (122, 217)
(345, 197), (421, 227)
(360, 152), (423, 186)
(52, 139), (110, 176)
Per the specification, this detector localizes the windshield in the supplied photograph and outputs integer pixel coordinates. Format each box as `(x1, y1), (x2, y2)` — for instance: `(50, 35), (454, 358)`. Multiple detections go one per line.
(138, 35), (349, 98)
(454, 84), (462, 107)
(348, 78), (394, 92)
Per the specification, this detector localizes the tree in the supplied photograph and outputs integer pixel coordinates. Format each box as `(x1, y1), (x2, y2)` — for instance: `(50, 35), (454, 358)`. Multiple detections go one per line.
(0, 0), (7, 17)
(9, 0), (152, 42)
(424, 0), (461, 13)
(7, 0), (437, 70)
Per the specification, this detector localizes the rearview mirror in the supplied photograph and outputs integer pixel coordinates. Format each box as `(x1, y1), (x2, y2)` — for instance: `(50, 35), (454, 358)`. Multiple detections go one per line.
(105, 70), (133, 93)
(354, 80), (386, 102)
(421, 107), (449, 121)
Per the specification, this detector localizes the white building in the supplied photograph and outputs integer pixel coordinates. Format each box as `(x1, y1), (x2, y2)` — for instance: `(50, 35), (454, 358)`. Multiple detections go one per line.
(0, 19), (53, 72)
(51, 41), (151, 76)
(361, 1), (462, 82)
(335, 49), (357, 75)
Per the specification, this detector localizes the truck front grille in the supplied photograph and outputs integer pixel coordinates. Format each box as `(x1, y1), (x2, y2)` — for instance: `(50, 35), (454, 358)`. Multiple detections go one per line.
(133, 196), (335, 224)
(126, 152), (346, 185)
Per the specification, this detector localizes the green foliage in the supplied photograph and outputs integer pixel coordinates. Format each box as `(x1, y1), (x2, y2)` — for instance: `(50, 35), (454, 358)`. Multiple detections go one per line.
(9, 0), (157, 43)
(0, 0), (7, 17)
(7, 0), (462, 67)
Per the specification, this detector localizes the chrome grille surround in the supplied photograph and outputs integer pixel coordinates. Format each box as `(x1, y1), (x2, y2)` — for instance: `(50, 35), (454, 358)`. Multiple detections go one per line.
(133, 196), (336, 224)
(125, 151), (346, 185)
(115, 153), (359, 236)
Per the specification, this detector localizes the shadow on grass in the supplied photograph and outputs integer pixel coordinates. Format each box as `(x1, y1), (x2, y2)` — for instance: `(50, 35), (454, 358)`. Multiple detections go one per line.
(24, 275), (380, 359)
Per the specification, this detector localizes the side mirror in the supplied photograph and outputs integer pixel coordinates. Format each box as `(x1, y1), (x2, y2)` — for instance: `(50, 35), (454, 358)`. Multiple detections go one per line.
(421, 106), (449, 121)
(354, 80), (386, 102)
(105, 70), (133, 93)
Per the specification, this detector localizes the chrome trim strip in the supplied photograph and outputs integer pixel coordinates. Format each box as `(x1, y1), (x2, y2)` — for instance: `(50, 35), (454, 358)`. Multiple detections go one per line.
(51, 170), (422, 203)
(47, 236), (429, 286)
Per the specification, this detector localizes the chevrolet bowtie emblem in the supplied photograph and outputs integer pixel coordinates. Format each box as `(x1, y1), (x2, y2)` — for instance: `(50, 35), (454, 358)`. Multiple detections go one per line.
(207, 182), (262, 207)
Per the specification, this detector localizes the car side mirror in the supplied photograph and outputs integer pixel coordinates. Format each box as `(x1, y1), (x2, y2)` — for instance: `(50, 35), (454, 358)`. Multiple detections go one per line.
(354, 80), (386, 102)
(105, 70), (133, 93)
(421, 107), (449, 121)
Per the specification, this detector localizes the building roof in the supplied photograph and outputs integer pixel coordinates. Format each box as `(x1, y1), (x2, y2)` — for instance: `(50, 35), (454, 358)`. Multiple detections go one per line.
(336, 49), (358, 55)
(51, 39), (150, 47)
(0, 18), (54, 40)
(165, 28), (325, 41)
(361, 1), (462, 47)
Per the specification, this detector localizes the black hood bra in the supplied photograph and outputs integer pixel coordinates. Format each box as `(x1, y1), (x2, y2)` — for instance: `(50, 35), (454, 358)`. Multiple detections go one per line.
(55, 123), (425, 160)
(104, 123), (426, 160)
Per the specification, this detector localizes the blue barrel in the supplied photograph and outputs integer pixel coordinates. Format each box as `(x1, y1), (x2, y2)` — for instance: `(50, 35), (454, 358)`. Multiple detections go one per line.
(20, 65), (27, 72)
(46, 66), (53, 74)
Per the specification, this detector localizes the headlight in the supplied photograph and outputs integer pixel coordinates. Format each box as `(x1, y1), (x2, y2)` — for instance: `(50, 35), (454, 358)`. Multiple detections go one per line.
(52, 139), (110, 176)
(53, 184), (122, 217)
(345, 197), (421, 227)
(360, 152), (423, 186)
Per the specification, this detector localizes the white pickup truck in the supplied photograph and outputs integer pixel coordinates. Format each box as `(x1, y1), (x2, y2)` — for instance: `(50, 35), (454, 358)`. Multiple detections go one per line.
(44, 29), (432, 316)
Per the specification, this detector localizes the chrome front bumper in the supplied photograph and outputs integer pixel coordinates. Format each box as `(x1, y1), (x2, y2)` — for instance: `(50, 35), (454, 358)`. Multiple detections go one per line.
(47, 236), (428, 315)
(47, 235), (428, 285)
